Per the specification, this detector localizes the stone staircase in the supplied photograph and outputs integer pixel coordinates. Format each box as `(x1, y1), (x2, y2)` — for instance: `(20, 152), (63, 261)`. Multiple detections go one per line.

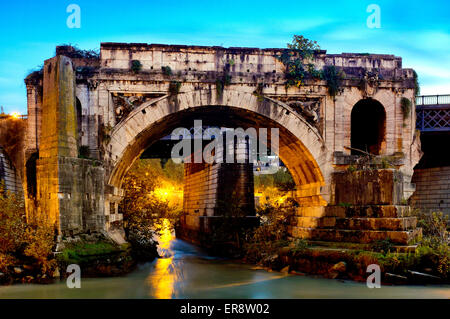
(289, 169), (422, 245)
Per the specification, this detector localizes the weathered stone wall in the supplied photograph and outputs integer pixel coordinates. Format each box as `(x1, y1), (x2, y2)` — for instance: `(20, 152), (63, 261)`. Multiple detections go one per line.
(32, 55), (105, 235)
(410, 166), (450, 216)
(289, 169), (421, 244)
(34, 55), (78, 227)
(180, 137), (255, 241)
(22, 42), (423, 245)
(58, 157), (105, 235)
(0, 146), (23, 195)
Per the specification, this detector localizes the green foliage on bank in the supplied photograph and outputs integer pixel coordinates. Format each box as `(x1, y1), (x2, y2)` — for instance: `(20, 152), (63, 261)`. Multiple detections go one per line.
(57, 240), (127, 264)
(254, 168), (295, 191)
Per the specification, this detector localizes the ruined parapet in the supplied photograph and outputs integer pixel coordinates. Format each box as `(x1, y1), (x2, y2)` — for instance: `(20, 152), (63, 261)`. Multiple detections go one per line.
(289, 169), (421, 245)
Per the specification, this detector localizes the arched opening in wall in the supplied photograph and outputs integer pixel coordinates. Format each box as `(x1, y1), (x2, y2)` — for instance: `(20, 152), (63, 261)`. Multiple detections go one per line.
(110, 103), (325, 265)
(351, 99), (386, 155)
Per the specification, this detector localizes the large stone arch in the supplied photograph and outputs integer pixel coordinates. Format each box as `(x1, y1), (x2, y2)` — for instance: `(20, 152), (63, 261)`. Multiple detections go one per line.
(105, 88), (331, 207)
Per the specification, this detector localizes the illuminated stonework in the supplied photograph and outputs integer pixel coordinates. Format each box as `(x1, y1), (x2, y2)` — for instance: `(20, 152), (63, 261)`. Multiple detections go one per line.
(20, 43), (422, 244)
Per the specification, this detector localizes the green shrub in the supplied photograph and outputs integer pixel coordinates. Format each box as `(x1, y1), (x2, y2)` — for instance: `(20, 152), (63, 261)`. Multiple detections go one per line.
(131, 60), (142, 73)
(371, 238), (394, 254)
(0, 183), (57, 276)
(161, 66), (172, 76)
(169, 81), (181, 95)
(243, 199), (297, 263)
(58, 241), (121, 264)
(321, 65), (345, 97)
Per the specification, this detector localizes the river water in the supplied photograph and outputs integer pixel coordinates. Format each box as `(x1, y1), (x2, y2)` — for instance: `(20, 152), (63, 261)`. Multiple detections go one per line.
(0, 221), (449, 299)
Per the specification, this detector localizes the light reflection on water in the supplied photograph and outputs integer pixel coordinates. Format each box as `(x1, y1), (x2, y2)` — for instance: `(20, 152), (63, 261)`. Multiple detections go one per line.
(150, 218), (177, 299)
(0, 219), (449, 299)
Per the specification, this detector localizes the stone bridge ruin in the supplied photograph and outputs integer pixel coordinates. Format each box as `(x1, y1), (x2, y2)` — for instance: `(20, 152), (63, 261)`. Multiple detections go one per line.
(16, 42), (423, 245)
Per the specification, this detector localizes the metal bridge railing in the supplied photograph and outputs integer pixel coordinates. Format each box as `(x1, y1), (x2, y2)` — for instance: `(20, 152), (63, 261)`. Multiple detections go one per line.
(416, 94), (450, 106)
(416, 95), (450, 132)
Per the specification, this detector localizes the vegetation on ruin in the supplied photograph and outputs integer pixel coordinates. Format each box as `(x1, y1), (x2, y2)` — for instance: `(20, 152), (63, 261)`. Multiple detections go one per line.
(278, 35), (345, 96)
(321, 65), (345, 97)
(215, 72), (232, 98)
(100, 123), (113, 145)
(57, 239), (128, 264)
(253, 82), (265, 101)
(56, 44), (100, 59)
(401, 97), (412, 120)
(161, 66), (173, 76)
(131, 60), (142, 73)
(169, 81), (182, 95)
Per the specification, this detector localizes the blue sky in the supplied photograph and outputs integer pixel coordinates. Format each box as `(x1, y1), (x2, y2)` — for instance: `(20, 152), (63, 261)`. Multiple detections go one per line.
(0, 0), (449, 114)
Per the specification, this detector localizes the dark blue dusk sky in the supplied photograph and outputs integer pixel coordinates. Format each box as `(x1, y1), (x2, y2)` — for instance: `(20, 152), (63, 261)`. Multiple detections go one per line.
(1, 0), (449, 114)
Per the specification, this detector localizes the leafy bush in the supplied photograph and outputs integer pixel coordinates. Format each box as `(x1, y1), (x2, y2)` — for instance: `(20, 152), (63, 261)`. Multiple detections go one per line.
(120, 159), (182, 259)
(371, 238), (394, 254)
(161, 66), (172, 76)
(0, 184), (26, 253)
(131, 60), (142, 73)
(277, 35), (321, 88)
(291, 238), (309, 253)
(169, 81), (182, 95)
(0, 183), (57, 276)
(243, 199), (297, 263)
(416, 211), (448, 242)
(286, 35), (321, 59)
(322, 65), (345, 97)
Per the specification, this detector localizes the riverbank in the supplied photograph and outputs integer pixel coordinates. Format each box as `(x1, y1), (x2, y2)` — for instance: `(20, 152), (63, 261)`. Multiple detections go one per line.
(0, 238), (448, 299)
(249, 241), (449, 285)
(1, 233), (448, 287)
(0, 233), (158, 286)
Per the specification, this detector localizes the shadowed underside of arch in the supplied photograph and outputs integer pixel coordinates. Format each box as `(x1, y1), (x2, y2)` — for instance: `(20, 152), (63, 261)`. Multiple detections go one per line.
(106, 89), (330, 206)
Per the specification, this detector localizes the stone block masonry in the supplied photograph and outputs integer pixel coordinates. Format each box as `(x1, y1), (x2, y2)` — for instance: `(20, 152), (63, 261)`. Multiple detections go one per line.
(20, 42), (424, 245)
(34, 54), (105, 236)
(411, 166), (450, 216)
(179, 139), (256, 243)
(289, 169), (421, 244)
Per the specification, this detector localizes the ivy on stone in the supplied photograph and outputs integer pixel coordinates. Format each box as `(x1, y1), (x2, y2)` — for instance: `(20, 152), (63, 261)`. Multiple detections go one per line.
(400, 97), (411, 120)
(131, 60), (142, 73)
(322, 65), (345, 97)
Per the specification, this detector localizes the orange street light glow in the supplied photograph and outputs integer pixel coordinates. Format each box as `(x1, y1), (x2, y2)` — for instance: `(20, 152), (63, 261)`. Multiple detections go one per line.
(10, 112), (20, 119)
